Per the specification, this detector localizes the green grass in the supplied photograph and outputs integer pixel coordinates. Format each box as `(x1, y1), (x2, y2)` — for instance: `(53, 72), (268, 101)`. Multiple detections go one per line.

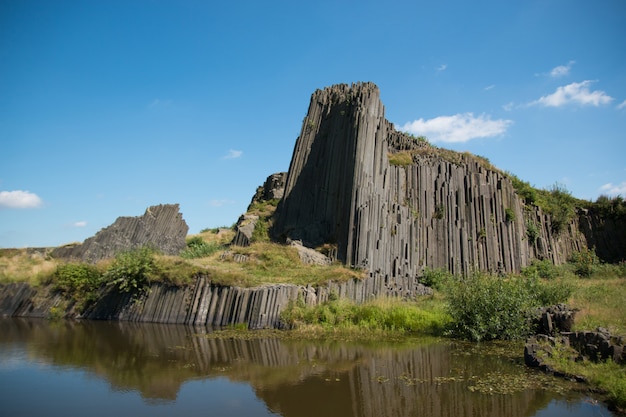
(388, 151), (414, 167)
(0, 248), (58, 286)
(281, 295), (451, 339)
(193, 242), (365, 287)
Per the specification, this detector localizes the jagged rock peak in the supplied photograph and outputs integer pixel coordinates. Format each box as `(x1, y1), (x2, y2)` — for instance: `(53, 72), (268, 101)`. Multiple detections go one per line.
(52, 204), (189, 263)
(310, 81), (380, 104)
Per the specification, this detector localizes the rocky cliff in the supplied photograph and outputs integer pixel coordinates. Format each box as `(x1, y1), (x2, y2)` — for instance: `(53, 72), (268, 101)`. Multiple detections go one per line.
(272, 82), (620, 287)
(51, 204), (188, 263)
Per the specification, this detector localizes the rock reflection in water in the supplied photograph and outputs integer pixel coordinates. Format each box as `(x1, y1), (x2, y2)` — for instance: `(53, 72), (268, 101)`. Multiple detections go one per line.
(0, 319), (613, 417)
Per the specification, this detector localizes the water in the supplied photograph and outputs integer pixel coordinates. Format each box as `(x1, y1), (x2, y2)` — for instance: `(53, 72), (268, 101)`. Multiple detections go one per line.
(0, 319), (614, 417)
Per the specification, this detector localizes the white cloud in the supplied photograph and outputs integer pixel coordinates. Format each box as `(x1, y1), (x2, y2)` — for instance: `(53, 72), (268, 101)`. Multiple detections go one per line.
(618, 100), (626, 110)
(399, 113), (513, 143)
(222, 149), (243, 159)
(436, 64), (447, 72)
(600, 182), (626, 196)
(484, 84), (495, 91)
(502, 102), (515, 112)
(530, 80), (613, 107)
(550, 60), (575, 78)
(73, 221), (87, 227)
(0, 190), (43, 209)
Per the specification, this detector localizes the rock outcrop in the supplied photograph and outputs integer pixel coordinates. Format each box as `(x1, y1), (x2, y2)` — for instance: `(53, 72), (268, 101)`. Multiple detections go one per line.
(271, 82), (622, 288)
(251, 172), (287, 204)
(52, 204), (188, 263)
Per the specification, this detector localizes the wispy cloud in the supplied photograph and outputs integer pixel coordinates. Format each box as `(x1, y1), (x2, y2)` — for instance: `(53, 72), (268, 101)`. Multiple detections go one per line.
(484, 84), (495, 91)
(529, 80), (613, 107)
(600, 182), (626, 196)
(72, 221), (87, 227)
(209, 199), (235, 207)
(0, 190), (43, 209)
(502, 102), (515, 112)
(617, 100), (626, 110)
(436, 64), (447, 72)
(222, 149), (243, 159)
(399, 113), (513, 143)
(550, 60), (575, 78)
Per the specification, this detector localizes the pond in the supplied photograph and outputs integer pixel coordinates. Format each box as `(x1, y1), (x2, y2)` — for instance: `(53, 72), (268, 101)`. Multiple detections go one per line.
(0, 318), (614, 417)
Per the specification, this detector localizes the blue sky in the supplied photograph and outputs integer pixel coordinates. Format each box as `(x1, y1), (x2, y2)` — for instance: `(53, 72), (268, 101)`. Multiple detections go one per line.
(1, 0), (625, 248)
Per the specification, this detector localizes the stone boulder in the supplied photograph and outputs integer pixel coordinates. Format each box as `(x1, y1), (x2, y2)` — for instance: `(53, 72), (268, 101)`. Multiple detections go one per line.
(231, 214), (259, 247)
(52, 204), (188, 263)
(288, 239), (331, 265)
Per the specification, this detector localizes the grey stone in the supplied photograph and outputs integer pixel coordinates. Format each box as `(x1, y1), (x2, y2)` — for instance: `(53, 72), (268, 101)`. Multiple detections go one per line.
(231, 214), (259, 247)
(51, 204), (188, 263)
(288, 239), (331, 265)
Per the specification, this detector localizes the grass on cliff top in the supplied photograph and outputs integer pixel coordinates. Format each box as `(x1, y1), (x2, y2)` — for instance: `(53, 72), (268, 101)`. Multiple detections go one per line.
(188, 241), (364, 287)
(0, 225), (364, 290)
(0, 248), (57, 286)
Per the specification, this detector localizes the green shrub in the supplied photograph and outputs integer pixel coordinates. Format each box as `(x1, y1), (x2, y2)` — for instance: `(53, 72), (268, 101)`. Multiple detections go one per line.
(180, 236), (223, 259)
(591, 195), (626, 218)
(434, 204), (446, 220)
(251, 217), (270, 242)
(537, 184), (577, 234)
(104, 246), (155, 293)
(420, 267), (453, 290)
(504, 208), (515, 222)
(53, 263), (104, 311)
(569, 248), (600, 277)
(527, 276), (575, 306)
(521, 259), (558, 280)
(443, 273), (571, 342)
(507, 173), (537, 205)
(526, 221), (539, 244)
(54, 263), (103, 295)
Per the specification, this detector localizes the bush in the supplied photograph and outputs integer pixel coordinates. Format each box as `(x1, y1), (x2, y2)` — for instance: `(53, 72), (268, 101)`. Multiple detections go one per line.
(54, 263), (103, 295)
(180, 236), (223, 259)
(505, 208), (515, 222)
(526, 221), (539, 244)
(252, 217), (270, 242)
(443, 273), (571, 342)
(591, 195), (626, 218)
(54, 263), (104, 309)
(569, 248), (599, 277)
(521, 259), (558, 280)
(420, 267), (453, 290)
(537, 184), (577, 234)
(104, 246), (155, 293)
(508, 173), (537, 205)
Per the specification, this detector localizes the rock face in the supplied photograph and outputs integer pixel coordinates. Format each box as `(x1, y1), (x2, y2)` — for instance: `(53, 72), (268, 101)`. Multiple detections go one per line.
(52, 204), (188, 263)
(251, 172), (287, 204)
(271, 82), (621, 288)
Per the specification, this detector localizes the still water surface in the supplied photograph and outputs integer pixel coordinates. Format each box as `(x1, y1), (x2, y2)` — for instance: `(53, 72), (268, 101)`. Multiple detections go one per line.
(0, 319), (614, 417)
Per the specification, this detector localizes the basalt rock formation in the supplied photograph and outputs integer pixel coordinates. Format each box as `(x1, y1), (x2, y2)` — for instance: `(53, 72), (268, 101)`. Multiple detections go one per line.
(52, 204), (188, 263)
(271, 82), (623, 291)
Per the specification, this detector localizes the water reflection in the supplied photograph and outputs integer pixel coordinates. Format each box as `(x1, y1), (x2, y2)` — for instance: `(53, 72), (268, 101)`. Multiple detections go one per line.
(0, 319), (613, 417)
